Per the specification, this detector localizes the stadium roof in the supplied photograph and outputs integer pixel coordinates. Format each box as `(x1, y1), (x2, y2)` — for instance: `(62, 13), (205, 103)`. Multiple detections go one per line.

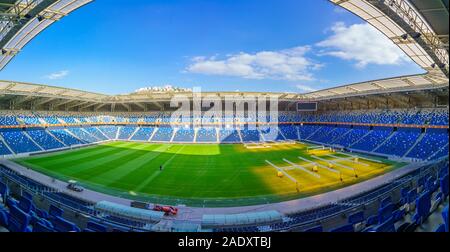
(0, 0), (448, 105)
(409, 0), (449, 49)
(329, 0), (449, 78)
(0, 0), (93, 70)
(0, 72), (447, 105)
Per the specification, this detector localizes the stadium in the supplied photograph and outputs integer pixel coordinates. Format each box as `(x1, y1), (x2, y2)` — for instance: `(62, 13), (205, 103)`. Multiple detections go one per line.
(0, 0), (448, 233)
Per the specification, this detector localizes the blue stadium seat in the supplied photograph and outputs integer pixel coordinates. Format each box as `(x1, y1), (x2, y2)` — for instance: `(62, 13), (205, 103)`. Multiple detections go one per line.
(439, 166), (449, 179)
(440, 174), (449, 199)
(348, 211), (365, 225)
(378, 203), (395, 224)
(51, 216), (81, 232)
(6, 197), (18, 209)
(196, 128), (218, 142)
(443, 205), (448, 232)
(49, 205), (64, 218)
(0, 206), (8, 227)
(0, 181), (9, 203)
(18, 196), (34, 214)
(435, 224), (446, 232)
(413, 191), (432, 225)
(380, 196), (392, 208)
(400, 187), (410, 205)
(22, 191), (33, 201)
(84, 221), (108, 232)
(373, 217), (396, 232)
(426, 177), (439, 193)
(8, 205), (32, 232)
(330, 223), (354, 232)
(34, 208), (49, 220)
(392, 209), (405, 222)
(407, 189), (417, 205)
(33, 221), (55, 232)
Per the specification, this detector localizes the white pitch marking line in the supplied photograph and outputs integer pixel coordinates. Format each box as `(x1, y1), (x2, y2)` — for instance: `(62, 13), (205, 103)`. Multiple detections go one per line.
(283, 159), (321, 179)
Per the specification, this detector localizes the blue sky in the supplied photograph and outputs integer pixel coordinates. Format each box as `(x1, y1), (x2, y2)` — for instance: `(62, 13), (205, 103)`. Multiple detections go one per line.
(0, 0), (424, 95)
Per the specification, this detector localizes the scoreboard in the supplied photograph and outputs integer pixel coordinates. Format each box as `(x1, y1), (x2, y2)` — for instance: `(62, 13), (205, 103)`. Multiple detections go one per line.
(297, 102), (318, 112)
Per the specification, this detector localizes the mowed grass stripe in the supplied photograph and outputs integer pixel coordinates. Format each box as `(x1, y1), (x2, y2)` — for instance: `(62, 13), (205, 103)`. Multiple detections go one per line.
(68, 143), (162, 180)
(101, 144), (176, 189)
(27, 142), (146, 177)
(23, 142), (137, 167)
(131, 145), (186, 192)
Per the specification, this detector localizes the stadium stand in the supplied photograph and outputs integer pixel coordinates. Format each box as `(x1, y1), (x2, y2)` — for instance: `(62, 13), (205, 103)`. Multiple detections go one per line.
(97, 126), (118, 140)
(151, 127), (175, 142)
(173, 127), (196, 143)
(0, 109), (447, 160)
(219, 128), (242, 143)
(0, 130), (42, 154)
(117, 127), (138, 140)
(196, 128), (218, 143)
(67, 128), (98, 143)
(240, 128), (262, 143)
(279, 125), (299, 140)
(0, 0), (448, 234)
(48, 129), (84, 147)
(131, 127), (155, 141)
(0, 109), (448, 233)
(27, 130), (66, 150)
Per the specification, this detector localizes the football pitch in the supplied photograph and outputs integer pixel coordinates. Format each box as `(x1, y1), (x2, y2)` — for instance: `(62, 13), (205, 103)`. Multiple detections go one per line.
(15, 141), (405, 207)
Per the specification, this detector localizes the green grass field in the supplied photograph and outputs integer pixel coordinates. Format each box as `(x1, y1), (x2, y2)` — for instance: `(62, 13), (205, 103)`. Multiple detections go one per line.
(15, 141), (405, 207)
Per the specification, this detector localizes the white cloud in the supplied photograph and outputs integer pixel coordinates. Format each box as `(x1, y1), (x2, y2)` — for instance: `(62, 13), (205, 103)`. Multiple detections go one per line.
(317, 22), (410, 68)
(296, 84), (317, 93)
(333, 7), (348, 14)
(186, 46), (322, 81)
(45, 70), (69, 80)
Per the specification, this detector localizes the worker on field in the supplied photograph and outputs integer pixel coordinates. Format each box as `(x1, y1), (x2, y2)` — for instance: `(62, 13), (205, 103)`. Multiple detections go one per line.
(160, 165), (163, 171)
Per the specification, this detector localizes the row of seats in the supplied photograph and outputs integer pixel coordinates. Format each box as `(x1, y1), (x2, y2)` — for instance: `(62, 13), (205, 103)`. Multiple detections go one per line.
(0, 168), (148, 232)
(1, 108), (448, 126)
(280, 109), (448, 126)
(1, 124), (448, 161)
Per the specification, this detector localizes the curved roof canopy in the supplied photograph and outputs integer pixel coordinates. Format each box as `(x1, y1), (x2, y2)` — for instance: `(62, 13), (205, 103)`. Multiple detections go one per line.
(0, 72), (447, 104)
(0, 0), (448, 103)
(409, 0), (449, 49)
(329, 0), (449, 78)
(0, 0), (93, 70)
